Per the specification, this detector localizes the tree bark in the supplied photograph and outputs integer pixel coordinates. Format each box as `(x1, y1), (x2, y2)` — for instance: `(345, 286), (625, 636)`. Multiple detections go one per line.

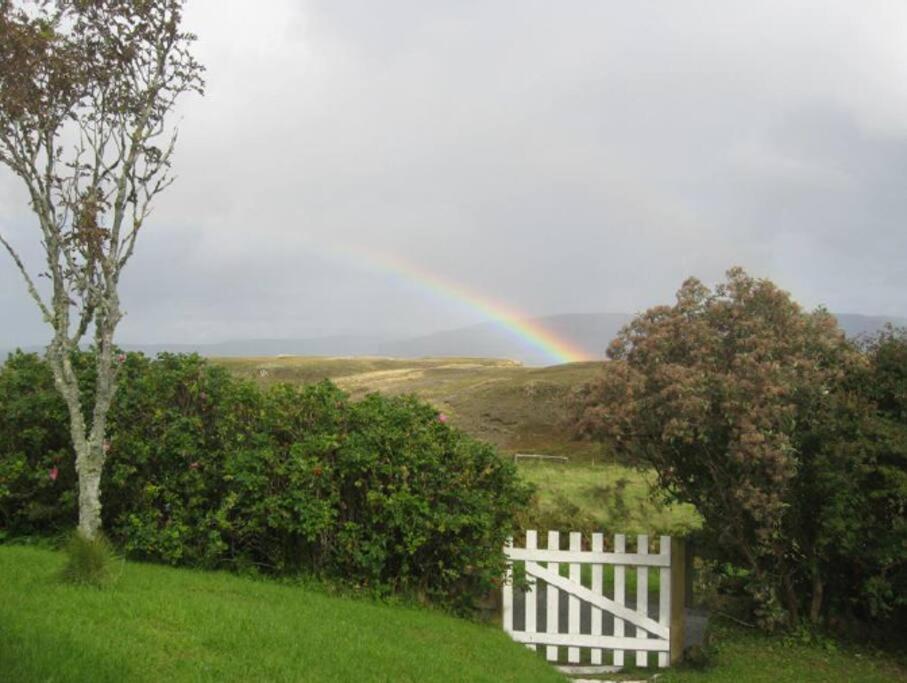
(782, 572), (800, 627)
(46, 332), (117, 541)
(76, 446), (104, 539)
(809, 572), (824, 624)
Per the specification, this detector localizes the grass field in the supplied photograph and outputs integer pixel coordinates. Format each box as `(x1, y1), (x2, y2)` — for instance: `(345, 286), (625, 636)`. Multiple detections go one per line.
(0, 545), (562, 683)
(3, 546), (904, 683)
(652, 621), (906, 682)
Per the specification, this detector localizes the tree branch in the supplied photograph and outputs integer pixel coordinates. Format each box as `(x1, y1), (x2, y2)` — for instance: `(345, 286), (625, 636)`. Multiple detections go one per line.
(0, 231), (52, 323)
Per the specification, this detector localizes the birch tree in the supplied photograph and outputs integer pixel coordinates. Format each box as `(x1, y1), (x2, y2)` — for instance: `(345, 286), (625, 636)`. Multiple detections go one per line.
(0, 0), (203, 539)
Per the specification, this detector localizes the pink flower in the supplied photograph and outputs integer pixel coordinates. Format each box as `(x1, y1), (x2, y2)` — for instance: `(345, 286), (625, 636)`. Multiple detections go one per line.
(438, 413), (448, 424)
(49, 467), (59, 481)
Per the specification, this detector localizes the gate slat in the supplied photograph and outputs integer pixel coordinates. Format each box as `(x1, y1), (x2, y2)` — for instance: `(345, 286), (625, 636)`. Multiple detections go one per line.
(524, 562), (667, 637)
(614, 534), (625, 668)
(510, 631), (668, 651)
(636, 534), (649, 667)
(546, 530), (560, 663)
(507, 548), (668, 567)
(658, 535), (671, 667)
(503, 537), (514, 636)
(568, 532), (581, 663)
(590, 533), (604, 665)
(525, 530), (537, 652)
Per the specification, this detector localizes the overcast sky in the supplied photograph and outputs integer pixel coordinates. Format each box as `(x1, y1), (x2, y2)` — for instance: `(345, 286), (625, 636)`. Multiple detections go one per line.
(3, 0), (907, 348)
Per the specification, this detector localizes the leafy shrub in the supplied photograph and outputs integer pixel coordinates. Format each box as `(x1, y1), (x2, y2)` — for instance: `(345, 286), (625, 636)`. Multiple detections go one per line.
(575, 269), (907, 631)
(0, 352), (73, 534)
(0, 352), (531, 613)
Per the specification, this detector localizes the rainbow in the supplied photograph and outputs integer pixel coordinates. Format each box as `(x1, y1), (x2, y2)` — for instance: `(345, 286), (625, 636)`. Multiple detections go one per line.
(327, 245), (590, 365)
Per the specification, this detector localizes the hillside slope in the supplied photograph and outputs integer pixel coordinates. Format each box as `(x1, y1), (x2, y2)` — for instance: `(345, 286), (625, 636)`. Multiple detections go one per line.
(215, 356), (604, 459)
(378, 313), (631, 365)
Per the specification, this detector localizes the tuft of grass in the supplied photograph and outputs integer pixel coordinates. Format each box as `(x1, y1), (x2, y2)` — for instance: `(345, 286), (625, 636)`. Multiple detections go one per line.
(59, 531), (120, 588)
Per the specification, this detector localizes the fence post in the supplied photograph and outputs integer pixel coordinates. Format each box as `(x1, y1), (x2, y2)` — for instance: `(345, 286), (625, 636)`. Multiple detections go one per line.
(685, 538), (695, 608)
(503, 537), (513, 636)
(670, 537), (686, 665)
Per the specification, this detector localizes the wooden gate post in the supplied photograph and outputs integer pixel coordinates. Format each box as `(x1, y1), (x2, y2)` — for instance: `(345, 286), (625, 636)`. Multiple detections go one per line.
(670, 537), (686, 664)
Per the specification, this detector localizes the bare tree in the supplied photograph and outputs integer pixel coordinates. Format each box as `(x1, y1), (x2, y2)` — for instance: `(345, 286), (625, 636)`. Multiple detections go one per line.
(0, 0), (204, 539)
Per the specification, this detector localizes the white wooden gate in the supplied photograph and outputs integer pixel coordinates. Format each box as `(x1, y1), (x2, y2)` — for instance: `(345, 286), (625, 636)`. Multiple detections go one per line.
(502, 531), (684, 674)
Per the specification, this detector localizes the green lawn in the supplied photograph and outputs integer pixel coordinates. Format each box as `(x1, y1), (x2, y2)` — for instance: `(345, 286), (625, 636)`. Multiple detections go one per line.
(3, 547), (905, 683)
(658, 621), (907, 683)
(576, 620), (907, 683)
(0, 545), (562, 683)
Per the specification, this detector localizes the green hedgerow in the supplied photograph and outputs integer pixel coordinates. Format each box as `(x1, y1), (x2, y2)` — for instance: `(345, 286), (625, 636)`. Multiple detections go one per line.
(0, 351), (531, 613)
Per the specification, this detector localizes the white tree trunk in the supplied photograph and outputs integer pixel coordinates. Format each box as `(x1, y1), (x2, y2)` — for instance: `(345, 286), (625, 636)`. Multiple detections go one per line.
(48, 339), (117, 541)
(76, 446), (104, 539)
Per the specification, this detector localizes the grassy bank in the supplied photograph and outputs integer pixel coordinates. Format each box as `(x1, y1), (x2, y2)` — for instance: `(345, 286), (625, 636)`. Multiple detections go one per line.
(4, 546), (904, 683)
(0, 546), (561, 683)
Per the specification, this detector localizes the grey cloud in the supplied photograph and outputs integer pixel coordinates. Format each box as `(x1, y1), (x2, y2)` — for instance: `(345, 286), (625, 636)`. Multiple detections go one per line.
(3, 0), (907, 348)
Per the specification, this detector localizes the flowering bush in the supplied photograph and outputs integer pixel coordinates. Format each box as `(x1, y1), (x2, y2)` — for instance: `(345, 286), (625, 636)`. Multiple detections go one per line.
(575, 269), (907, 631)
(0, 351), (530, 612)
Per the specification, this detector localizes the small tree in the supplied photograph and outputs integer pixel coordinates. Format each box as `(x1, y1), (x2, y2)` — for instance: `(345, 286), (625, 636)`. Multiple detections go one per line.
(575, 268), (867, 628)
(0, 0), (203, 539)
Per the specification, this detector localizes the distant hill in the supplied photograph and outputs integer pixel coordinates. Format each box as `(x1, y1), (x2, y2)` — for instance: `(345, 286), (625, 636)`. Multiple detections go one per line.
(379, 312), (907, 365)
(4, 312), (906, 366)
(0, 335), (387, 361)
(378, 313), (631, 365)
(122, 335), (389, 358)
(833, 313), (907, 339)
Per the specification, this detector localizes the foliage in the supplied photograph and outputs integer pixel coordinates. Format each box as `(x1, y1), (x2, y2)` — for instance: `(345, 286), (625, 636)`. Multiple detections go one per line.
(575, 268), (907, 630)
(0, 351), (530, 612)
(59, 530), (118, 588)
(836, 328), (907, 625)
(0, 352), (72, 533)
